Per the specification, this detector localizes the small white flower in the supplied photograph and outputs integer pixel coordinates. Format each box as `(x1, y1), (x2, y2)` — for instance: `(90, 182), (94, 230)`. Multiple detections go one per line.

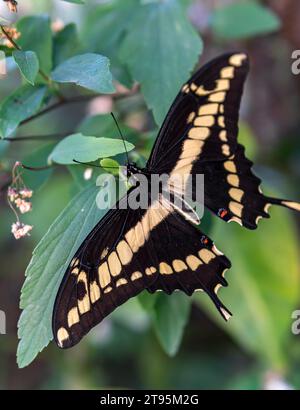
(19, 188), (33, 199)
(11, 222), (33, 240)
(15, 198), (32, 214)
(7, 186), (18, 202)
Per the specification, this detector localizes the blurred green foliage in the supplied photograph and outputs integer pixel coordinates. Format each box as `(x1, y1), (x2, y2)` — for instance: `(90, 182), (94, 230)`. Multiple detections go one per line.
(0, 0), (299, 390)
(211, 1), (280, 40)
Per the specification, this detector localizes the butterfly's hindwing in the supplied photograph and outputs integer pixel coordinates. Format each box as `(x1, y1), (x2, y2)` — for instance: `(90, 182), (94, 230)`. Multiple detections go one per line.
(53, 191), (230, 348)
(196, 144), (271, 229)
(144, 210), (232, 320)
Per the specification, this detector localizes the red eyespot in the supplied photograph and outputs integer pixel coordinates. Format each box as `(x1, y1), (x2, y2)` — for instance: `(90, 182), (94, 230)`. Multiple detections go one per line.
(218, 208), (228, 219)
(201, 235), (209, 245)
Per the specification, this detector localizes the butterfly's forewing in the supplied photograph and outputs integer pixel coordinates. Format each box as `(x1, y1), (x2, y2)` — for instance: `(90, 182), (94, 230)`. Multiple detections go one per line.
(148, 52), (249, 172)
(53, 190), (231, 348)
(53, 192), (157, 348)
(149, 52), (300, 228)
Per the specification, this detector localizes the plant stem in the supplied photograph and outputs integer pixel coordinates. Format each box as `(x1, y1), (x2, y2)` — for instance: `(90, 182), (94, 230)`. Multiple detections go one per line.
(19, 90), (137, 127)
(3, 132), (74, 141)
(21, 163), (52, 171)
(0, 25), (20, 49)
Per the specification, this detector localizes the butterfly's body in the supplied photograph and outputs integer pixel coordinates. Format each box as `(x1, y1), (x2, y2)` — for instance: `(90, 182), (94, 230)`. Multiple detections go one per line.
(124, 163), (149, 188)
(126, 162), (144, 177)
(52, 53), (300, 349)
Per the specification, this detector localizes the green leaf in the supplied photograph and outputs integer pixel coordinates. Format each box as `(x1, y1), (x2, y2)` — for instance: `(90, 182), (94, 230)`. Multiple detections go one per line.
(0, 85), (46, 138)
(67, 165), (88, 190)
(78, 114), (117, 138)
(78, 114), (140, 144)
(13, 50), (39, 85)
(238, 122), (258, 160)
(138, 290), (158, 312)
(17, 16), (53, 75)
(17, 185), (108, 368)
(82, 0), (137, 87)
(51, 53), (115, 93)
(53, 23), (81, 67)
(100, 158), (120, 175)
(211, 1), (281, 40)
(196, 201), (300, 370)
(77, 114), (140, 167)
(152, 293), (191, 356)
(119, 0), (202, 125)
(48, 133), (134, 164)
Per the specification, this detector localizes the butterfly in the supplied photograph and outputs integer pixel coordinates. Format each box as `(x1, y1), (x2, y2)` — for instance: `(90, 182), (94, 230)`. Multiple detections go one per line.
(53, 52), (300, 348)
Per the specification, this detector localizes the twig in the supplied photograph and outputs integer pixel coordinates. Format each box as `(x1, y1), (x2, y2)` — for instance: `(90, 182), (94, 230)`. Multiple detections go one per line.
(21, 163), (52, 171)
(19, 90), (138, 127)
(0, 25), (20, 49)
(3, 132), (74, 141)
(20, 96), (93, 126)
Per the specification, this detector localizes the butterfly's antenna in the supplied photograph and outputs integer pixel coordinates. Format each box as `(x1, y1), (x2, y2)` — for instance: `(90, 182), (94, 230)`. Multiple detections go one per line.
(73, 159), (119, 170)
(110, 112), (130, 164)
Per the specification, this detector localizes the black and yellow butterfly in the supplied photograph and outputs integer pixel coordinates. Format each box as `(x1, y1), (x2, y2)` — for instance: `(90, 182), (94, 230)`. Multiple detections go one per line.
(53, 53), (300, 348)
